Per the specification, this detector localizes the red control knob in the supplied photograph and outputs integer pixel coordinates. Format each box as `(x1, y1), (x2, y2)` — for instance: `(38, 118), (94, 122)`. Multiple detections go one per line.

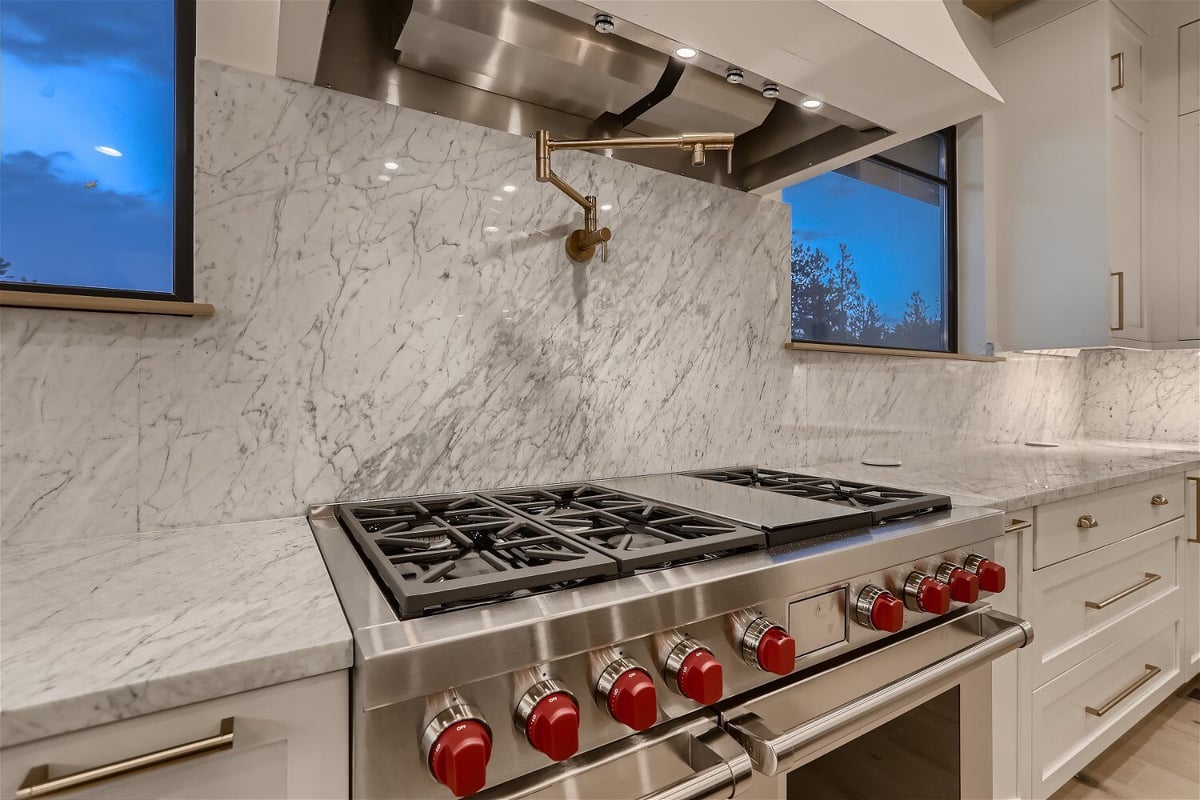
(607, 669), (657, 731)
(915, 576), (952, 615)
(973, 558), (1007, 593)
(756, 626), (797, 676)
(429, 719), (492, 797)
(870, 593), (905, 632)
(677, 649), (724, 704)
(939, 565), (980, 603)
(525, 692), (579, 762)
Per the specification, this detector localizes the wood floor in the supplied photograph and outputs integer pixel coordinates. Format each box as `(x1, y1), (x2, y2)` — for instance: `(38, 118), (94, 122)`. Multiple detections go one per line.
(1049, 677), (1200, 800)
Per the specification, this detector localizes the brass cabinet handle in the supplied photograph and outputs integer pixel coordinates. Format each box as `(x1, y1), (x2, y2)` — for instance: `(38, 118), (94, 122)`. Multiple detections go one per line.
(1077, 514), (1099, 529)
(1085, 664), (1160, 716)
(16, 718), (235, 798)
(1111, 51), (1125, 91)
(1188, 477), (1200, 544)
(1110, 271), (1125, 331)
(1004, 518), (1032, 534)
(1085, 573), (1161, 609)
(1150, 494), (1169, 506)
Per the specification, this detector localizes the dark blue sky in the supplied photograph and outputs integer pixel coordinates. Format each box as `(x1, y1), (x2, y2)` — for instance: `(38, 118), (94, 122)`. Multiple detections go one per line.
(1, 0), (176, 292)
(784, 170), (944, 325)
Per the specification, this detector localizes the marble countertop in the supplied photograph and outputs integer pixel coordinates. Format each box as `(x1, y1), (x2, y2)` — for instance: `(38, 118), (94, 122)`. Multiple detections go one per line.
(0, 517), (352, 747)
(798, 440), (1200, 512)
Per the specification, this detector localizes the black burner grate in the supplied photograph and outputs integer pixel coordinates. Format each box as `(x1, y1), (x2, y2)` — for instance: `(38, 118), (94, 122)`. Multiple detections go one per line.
(685, 467), (951, 524)
(487, 484), (764, 574)
(337, 495), (617, 617)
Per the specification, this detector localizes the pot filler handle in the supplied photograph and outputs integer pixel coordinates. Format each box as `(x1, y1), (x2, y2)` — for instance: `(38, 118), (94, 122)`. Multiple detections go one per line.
(723, 610), (1034, 777)
(637, 725), (754, 800)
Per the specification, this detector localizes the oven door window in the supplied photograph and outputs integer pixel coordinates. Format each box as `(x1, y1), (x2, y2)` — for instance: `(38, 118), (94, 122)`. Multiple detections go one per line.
(786, 687), (960, 799)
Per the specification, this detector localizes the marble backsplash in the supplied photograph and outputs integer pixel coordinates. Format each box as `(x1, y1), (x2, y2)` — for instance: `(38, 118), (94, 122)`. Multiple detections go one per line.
(0, 62), (1190, 544)
(1080, 348), (1199, 445)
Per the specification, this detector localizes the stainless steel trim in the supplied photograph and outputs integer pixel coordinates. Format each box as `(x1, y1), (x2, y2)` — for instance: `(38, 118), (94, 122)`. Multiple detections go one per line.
(902, 572), (934, 612)
(1085, 664), (1160, 716)
(934, 561), (963, 584)
(595, 657), (647, 708)
(853, 585), (888, 630)
(722, 610), (1033, 775)
(515, 679), (578, 733)
(1084, 573), (1161, 609)
(16, 718), (235, 799)
(1003, 518), (1032, 534)
(962, 553), (984, 574)
(420, 703), (491, 767)
(738, 617), (782, 669)
(663, 638), (712, 693)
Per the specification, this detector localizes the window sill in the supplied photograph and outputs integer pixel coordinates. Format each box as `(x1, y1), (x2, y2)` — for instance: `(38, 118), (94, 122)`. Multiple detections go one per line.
(0, 290), (214, 318)
(784, 341), (1005, 362)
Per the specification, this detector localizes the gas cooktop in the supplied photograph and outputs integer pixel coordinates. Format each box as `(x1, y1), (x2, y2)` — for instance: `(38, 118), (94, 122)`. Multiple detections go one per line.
(334, 470), (953, 619)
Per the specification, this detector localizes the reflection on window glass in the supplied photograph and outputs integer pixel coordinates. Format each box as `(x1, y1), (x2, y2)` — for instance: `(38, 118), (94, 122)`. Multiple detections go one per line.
(0, 0), (177, 294)
(784, 132), (952, 352)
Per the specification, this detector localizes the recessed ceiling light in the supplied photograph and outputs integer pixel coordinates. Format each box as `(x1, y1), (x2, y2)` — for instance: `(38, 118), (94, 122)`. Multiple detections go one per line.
(674, 46), (698, 59)
(484, 225), (499, 232)
(761, 83), (781, 99)
(502, 185), (517, 193)
(600, 203), (612, 211)
(384, 161), (399, 170)
(801, 98), (824, 110)
(377, 174), (392, 182)
(94, 146), (122, 157)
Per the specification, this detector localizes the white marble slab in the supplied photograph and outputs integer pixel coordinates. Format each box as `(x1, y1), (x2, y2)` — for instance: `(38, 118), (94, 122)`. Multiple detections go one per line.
(1080, 348), (1200, 445)
(799, 441), (1200, 512)
(0, 517), (351, 747)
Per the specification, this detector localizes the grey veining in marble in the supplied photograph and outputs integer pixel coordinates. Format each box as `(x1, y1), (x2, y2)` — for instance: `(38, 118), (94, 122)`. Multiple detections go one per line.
(0, 517), (352, 746)
(801, 441), (1200, 512)
(0, 61), (1193, 543)
(1080, 348), (1200, 445)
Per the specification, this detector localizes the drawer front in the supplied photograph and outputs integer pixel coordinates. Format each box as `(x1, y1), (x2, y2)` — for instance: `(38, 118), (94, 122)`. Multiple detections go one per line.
(1031, 617), (1181, 800)
(1029, 519), (1182, 686)
(1034, 475), (1185, 568)
(0, 672), (348, 800)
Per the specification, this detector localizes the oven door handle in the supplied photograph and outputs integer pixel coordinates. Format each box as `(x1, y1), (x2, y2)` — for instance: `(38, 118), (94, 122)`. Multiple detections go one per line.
(723, 610), (1033, 776)
(637, 725), (754, 800)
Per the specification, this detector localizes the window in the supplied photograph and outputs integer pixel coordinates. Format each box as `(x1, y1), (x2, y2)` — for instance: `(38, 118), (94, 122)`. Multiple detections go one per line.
(0, 0), (194, 301)
(784, 129), (956, 353)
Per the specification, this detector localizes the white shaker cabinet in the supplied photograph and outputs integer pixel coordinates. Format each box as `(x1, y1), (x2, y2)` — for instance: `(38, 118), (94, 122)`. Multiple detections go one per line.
(0, 672), (349, 800)
(1186, 472), (1200, 680)
(1179, 109), (1199, 341)
(993, 0), (1151, 349)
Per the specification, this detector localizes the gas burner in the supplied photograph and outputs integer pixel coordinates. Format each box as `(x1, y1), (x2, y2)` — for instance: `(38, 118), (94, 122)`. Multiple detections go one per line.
(338, 495), (617, 617)
(685, 467), (951, 523)
(487, 484), (764, 574)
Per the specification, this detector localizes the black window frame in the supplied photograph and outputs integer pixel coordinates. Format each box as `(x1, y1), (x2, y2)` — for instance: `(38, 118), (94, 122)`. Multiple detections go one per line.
(788, 126), (958, 354)
(0, 0), (196, 303)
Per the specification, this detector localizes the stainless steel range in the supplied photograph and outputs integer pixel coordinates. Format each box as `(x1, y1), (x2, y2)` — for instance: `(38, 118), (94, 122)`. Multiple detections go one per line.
(309, 467), (1032, 799)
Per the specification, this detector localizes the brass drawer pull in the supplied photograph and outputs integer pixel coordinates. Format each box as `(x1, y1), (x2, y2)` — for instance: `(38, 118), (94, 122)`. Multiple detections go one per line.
(1085, 664), (1160, 716)
(1111, 51), (1125, 91)
(1188, 477), (1199, 544)
(1150, 494), (1169, 506)
(1077, 514), (1099, 529)
(16, 718), (235, 798)
(1110, 272), (1125, 331)
(1085, 573), (1161, 610)
(1004, 518), (1032, 534)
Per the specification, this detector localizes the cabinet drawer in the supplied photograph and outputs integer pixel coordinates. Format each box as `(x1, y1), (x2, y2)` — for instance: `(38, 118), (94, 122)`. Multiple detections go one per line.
(1031, 616), (1181, 800)
(1029, 519), (1182, 686)
(0, 672), (348, 799)
(1033, 475), (1185, 568)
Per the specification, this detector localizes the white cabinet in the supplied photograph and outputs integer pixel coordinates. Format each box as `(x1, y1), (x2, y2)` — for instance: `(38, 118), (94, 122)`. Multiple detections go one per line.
(0, 672), (348, 800)
(1179, 110), (1199, 341)
(1186, 473), (1199, 680)
(1181, 20), (1199, 115)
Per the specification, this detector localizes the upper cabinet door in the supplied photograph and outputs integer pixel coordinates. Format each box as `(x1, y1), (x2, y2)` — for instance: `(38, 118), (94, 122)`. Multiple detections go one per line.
(1110, 13), (1146, 115)
(1181, 20), (1200, 115)
(1108, 105), (1148, 340)
(1178, 111), (1200, 341)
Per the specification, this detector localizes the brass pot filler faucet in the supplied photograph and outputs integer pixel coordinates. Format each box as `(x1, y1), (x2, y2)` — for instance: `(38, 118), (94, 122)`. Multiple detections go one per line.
(534, 130), (735, 263)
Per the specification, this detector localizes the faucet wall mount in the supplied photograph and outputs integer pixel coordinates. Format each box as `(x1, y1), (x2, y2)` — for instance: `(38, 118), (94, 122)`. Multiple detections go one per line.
(534, 130), (734, 263)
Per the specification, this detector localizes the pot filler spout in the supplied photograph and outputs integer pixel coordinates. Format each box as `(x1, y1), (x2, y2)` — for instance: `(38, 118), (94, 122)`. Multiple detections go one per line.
(533, 130), (734, 264)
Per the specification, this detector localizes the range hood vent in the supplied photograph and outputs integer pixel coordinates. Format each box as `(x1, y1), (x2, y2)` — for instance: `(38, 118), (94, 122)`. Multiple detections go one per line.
(313, 0), (892, 192)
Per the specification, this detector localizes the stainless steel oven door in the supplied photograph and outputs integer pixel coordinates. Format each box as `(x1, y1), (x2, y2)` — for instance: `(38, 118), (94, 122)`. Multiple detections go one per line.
(474, 711), (753, 800)
(720, 608), (1033, 800)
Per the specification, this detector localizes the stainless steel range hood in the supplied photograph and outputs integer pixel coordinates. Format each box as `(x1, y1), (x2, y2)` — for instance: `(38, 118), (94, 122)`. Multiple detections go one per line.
(309, 0), (999, 193)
